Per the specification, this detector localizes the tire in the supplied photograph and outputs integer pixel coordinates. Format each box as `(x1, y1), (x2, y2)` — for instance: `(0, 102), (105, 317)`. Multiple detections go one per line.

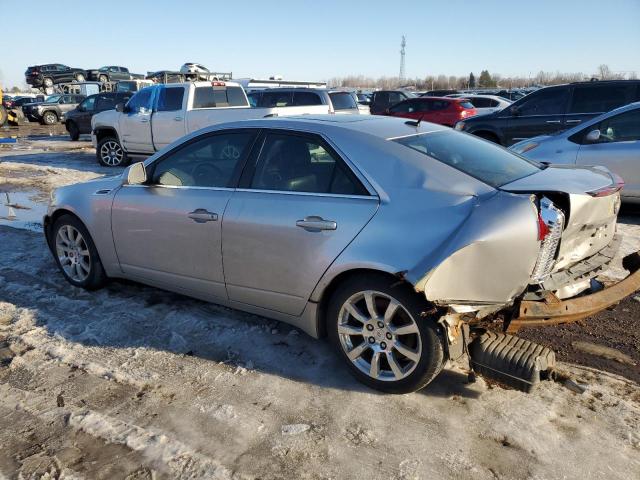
(474, 131), (501, 144)
(328, 274), (445, 394)
(51, 214), (107, 290)
(67, 121), (80, 141)
(41, 111), (58, 125)
(43, 77), (54, 88)
(97, 136), (128, 167)
(75, 73), (85, 82)
(99, 74), (108, 83)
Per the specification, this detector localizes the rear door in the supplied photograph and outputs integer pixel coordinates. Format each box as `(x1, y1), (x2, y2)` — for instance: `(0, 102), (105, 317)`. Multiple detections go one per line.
(222, 130), (379, 315)
(120, 86), (155, 153)
(576, 108), (640, 198)
(75, 96), (96, 132)
(151, 85), (187, 150)
(503, 87), (570, 145)
(111, 130), (257, 300)
(566, 83), (637, 128)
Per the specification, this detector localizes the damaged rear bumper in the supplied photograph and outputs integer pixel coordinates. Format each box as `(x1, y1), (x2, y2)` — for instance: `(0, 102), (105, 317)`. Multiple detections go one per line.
(507, 251), (640, 332)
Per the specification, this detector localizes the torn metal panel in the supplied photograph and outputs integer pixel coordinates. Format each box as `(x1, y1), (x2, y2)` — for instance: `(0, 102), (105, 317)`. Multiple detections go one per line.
(507, 252), (640, 332)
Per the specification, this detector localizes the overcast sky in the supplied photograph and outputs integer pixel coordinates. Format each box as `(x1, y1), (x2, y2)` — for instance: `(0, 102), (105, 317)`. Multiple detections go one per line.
(1, 0), (639, 87)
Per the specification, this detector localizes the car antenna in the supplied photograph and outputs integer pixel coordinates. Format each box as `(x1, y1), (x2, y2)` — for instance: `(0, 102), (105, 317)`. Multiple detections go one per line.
(405, 113), (426, 128)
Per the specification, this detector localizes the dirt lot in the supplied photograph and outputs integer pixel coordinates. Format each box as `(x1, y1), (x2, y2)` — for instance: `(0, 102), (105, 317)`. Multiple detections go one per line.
(1, 133), (639, 479)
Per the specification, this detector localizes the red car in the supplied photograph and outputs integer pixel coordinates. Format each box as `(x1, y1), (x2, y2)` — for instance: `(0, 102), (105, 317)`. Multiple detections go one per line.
(378, 96), (477, 127)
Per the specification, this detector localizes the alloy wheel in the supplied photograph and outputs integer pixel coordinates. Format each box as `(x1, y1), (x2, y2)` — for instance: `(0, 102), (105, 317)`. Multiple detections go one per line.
(100, 141), (124, 166)
(55, 224), (91, 282)
(338, 290), (422, 382)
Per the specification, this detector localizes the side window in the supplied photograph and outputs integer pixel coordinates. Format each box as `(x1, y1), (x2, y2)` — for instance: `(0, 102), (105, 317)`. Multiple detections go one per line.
(126, 87), (153, 114)
(518, 88), (569, 116)
(260, 91), (293, 107)
(119, 67), (128, 73)
(471, 98), (490, 108)
(388, 92), (403, 105)
(193, 86), (248, 108)
(109, 67), (119, 73)
(250, 134), (367, 195)
(389, 101), (411, 113)
(59, 95), (73, 104)
(80, 97), (96, 111)
(151, 132), (255, 188)
(157, 87), (185, 112)
(328, 92), (357, 110)
(247, 92), (260, 107)
(431, 100), (450, 111)
(569, 85), (633, 114)
(595, 109), (640, 143)
(488, 99), (500, 107)
(293, 91), (323, 106)
(95, 95), (116, 111)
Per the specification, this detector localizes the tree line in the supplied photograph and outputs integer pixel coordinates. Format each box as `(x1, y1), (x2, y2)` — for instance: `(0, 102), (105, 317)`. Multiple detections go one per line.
(327, 65), (637, 90)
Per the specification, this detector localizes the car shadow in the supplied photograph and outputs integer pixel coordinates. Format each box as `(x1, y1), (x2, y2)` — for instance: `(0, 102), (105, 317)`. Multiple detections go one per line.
(1, 229), (482, 399)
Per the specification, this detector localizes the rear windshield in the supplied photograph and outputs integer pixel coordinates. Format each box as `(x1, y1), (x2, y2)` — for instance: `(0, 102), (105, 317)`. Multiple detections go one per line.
(392, 131), (540, 188)
(459, 101), (475, 109)
(193, 86), (248, 109)
(329, 92), (357, 110)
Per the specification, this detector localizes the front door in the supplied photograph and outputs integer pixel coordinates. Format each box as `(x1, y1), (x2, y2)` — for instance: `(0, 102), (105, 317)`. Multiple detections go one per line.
(111, 130), (257, 300)
(150, 86), (187, 150)
(75, 96), (95, 131)
(576, 108), (640, 198)
(119, 87), (155, 153)
(222, 131), (378, 316)
(503, 87), (570, 145)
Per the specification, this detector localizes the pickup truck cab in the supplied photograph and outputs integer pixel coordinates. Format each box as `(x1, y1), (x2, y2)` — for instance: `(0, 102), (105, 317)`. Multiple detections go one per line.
(92, 81), (332, 166)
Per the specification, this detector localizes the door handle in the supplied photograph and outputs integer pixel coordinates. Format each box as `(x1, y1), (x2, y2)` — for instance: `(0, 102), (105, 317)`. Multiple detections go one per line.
(140, 118), (149, 123)
(188, 209), (218, 223)
(174, 116), (183, 121)
(566, 119), (582, 124)
(296, 216), (337, 231)
(546, 120), (561, 124)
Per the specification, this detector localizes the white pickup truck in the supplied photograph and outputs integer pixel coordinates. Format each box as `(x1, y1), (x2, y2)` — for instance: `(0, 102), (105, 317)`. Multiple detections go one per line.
(91, 81), (334, 166)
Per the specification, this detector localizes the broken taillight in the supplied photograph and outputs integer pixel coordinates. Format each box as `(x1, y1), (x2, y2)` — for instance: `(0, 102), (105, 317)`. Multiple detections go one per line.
(537, 212), (550, 241)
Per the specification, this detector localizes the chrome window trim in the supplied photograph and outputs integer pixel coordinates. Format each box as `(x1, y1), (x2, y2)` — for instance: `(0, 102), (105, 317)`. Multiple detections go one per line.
(234, 188), (378, 200)
(122, 184), (235, 192)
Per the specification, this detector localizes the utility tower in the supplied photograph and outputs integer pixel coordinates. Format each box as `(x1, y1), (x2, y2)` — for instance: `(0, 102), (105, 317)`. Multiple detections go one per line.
(399, 35), (406, 81)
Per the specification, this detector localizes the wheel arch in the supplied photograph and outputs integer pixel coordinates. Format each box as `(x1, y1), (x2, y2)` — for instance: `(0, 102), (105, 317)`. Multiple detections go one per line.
(314, 267), (417, 338)
(44, 208), (84, 253)
(94, 127), (121, 145)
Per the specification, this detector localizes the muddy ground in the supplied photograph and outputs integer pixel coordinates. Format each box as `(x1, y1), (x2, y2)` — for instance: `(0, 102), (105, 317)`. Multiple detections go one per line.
(0, 132), (639, 479)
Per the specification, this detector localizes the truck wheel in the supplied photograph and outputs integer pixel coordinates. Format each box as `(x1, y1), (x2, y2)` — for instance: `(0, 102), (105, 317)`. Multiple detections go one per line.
(328, 274), (445, 393)
(42, 111), (58, 125)
(97, 136), (128, 167)
(0, 106), (7, 126)
(43, 77), (54, 88)
(75, 73), (85, 82)
(99, 75), (108, 83)
(67, 121), (80, 141)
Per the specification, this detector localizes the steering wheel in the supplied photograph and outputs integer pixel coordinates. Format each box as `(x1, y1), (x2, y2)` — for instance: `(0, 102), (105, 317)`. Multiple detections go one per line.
(192, 163), (224, 186)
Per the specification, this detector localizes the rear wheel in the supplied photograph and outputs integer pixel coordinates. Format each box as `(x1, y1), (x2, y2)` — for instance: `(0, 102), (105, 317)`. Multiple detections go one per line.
(99, 74), (108, 83)
(328, 274), (445, 393)
(67, 121), (80, 141)
(97, 136), (128, 167)
(51, 215), (107, 290)
(43, 77), (54, 88)
(42, 111), (58, 125)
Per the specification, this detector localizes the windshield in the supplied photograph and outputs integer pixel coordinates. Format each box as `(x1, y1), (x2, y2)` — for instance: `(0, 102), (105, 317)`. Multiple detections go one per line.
(392, 130), (540, 188)
(45, 95), (62, 103)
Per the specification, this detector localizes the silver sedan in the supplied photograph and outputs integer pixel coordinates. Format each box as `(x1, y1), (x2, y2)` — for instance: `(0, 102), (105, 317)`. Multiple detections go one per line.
(44, 115), (635, 393)
(511, 102), (640, 202)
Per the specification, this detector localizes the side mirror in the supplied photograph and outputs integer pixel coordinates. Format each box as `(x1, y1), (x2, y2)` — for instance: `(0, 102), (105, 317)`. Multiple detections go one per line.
(115, 103), (124, 113)
(125, 162), (147, 185)
(585, 129), (601, 143)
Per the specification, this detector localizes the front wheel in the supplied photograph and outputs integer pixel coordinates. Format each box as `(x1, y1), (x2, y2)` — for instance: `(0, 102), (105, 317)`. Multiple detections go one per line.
(328, 274), (445, 393)
(67, 121), (80, 141)
(51, 215), (107, 290)
(99, 74), (108, 83)
(42, 111), (58, 125)
(75, 73), (85, 82)
(97, 136), (128, 167)
(43, 77), (54, 88)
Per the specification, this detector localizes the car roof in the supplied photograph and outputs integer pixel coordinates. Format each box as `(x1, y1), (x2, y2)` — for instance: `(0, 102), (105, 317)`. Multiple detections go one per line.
(204, 114), (449, 139)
